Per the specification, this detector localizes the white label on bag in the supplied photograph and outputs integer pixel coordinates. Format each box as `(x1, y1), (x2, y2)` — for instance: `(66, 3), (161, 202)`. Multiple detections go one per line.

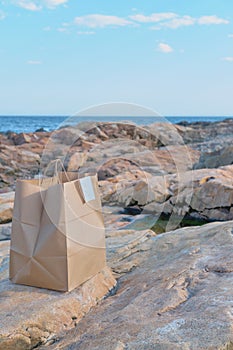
(80, 176), (96, 202)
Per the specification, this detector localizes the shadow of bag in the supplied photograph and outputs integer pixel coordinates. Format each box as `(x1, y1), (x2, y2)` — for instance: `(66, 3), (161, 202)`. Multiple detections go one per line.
(9, 170), (106, 292)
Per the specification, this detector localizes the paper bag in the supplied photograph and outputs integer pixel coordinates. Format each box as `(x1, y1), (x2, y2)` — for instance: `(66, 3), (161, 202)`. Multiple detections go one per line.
(9, 172), (106, 292)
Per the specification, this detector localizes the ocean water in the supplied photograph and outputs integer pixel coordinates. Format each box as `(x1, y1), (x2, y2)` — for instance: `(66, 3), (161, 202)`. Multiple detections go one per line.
(0, 115), (232, 134)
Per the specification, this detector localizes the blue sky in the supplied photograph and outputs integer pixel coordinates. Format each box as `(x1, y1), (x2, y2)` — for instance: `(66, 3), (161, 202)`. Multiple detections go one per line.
(0, 0), (233, 116)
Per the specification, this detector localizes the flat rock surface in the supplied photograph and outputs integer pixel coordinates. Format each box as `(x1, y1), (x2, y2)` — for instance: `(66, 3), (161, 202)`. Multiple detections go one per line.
(0, 226), (156, 350)
(46, 221), (233, 350)
(0, 241), (116, 350)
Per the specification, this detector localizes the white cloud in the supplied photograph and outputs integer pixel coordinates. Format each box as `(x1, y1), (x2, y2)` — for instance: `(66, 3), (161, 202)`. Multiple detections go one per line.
(198, 15), (229, 25)
(57, 27), (67, 32)
(129, 12), (177, 23)
(15, 0), (67, 11)
(222, 57), (233, 62)
(44, 0), (68, 8)
(0, 10), (6, 20)
(138, 13), (229, 30)
(228, 34), (233, 38)
(77, 31), (95, 35)
(43, 26), (51, 31)
(74, 14), (132, 28)
(17, 1), (41, 11)
(27, 60), (42, 64)
(158, 43), (173, 53)
(159, 15), (196, 29)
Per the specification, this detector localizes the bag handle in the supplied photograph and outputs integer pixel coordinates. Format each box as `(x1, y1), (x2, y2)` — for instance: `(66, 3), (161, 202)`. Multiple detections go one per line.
(40, 159), (98, 205)
(54, 159), (71, 183)
(40, 159), (71, 188)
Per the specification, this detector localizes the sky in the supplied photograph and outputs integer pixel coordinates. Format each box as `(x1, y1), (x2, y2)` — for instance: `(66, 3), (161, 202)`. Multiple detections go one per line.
(0, 0), (233, 116)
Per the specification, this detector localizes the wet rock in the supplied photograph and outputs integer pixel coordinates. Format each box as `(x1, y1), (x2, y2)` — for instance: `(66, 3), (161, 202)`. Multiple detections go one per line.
(121, 206), (142, 216)
(118, 214), (159, 231)
(35, 128), (46, 132)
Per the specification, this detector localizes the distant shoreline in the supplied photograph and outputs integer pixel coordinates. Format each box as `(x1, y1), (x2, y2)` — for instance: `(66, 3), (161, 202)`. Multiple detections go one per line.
(0, 115), (232, 134)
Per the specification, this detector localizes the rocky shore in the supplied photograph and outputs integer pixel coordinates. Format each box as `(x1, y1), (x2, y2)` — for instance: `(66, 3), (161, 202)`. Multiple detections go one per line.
(0, 118), (233, 349)
(1, 118), (233, 227)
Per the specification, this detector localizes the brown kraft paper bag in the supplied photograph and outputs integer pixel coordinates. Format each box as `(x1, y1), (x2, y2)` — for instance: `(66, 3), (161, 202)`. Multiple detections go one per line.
(9, 172), (106, 292)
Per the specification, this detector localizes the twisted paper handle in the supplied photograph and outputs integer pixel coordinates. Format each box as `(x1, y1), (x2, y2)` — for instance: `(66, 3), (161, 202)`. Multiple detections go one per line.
(40, 158), (71, 188)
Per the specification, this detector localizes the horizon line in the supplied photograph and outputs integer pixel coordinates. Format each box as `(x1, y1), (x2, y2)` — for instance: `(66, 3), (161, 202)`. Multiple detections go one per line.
(0, 115), (233, 118)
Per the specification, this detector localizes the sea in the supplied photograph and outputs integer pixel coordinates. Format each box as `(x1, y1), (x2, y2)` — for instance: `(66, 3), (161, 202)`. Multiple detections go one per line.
(0, 115), (232, 134)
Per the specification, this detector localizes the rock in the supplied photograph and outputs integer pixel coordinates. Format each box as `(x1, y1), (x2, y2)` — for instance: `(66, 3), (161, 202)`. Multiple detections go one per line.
(0, 144), (41, 190)
(52, 127), (83, 146)
(178, 118), (233, 146)
(77, 122), (194, 177)
(0, 119), (232, 192)
(99, 169), (152, 204)
(97, 122), (161, 148)
(92, 126), (109, 140)
(169, 165), (233, 221)
(121, 206), (142, 215)
(0, 192), (15, 224)
(66, 152), (87, 171)
(106, 174), (171, 208)
(195, 145), (233, 169)
(144, 200), (173, 215)
(106, 228), (157, 276)
(12, 133), (32, 145)
(0, 223), (11, 240)
(80, 140), (96, 151)
(101, 164), (233, 224)
(98, 159), (139, 181)
(145, 122), (190, 145)
(0, 241), (116, 350)
(0, 203), (13, 224)
(82, 139), (199, 177)
(35, 128), (46, 132)
(0, 224), (157, 350)
(191, 175), (233, 211)
(17, 149), (40, 166)
(0, 191), (15, 205)
(121, 146), (199, 175)
(45, 221), (233, 350)
(118, 214), (159, 231)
